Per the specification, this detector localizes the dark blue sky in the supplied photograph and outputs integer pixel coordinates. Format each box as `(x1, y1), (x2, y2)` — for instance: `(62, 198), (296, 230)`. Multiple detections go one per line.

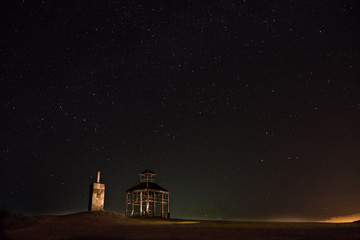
(1, 0), (359, 221)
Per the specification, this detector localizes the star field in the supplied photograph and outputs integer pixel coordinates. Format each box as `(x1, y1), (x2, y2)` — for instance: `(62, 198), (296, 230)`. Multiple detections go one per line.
(1, 0), (360, 221)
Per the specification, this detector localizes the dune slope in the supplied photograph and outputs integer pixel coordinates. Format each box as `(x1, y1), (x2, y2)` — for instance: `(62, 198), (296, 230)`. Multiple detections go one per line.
(2, 211), (360, 240)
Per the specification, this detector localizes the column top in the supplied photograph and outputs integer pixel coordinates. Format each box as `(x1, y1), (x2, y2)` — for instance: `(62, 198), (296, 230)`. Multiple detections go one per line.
(96, 171), (100, 183)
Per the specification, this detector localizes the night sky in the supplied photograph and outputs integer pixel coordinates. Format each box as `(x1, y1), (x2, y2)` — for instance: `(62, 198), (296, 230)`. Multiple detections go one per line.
(1, 1), (360, 221)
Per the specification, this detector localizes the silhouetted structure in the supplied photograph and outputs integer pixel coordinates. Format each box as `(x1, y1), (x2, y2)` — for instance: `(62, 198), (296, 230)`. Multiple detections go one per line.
(126, 169), (170, 218)
(88, 171), (105, 211)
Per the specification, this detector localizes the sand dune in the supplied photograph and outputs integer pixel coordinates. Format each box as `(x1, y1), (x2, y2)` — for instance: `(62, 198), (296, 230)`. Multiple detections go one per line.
(2, 211), (360, 240)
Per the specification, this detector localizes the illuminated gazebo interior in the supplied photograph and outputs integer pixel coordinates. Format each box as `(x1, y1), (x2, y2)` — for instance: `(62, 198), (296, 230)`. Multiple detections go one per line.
(126, 169), (170, 218)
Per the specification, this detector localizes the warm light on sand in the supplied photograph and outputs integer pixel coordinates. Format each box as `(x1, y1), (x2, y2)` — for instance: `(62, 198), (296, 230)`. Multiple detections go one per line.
(173, 221), (200, 224)
(264, 217), (315, 223)
(146, 220), (200, 225)
(321, 213), (360, 223)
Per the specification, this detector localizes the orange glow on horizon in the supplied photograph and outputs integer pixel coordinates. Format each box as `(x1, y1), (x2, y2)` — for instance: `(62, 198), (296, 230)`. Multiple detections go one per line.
(321, 213), (360, 223)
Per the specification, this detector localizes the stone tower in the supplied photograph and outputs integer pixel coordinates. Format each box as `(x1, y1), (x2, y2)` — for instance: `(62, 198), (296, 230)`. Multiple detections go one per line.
(88, 171), (105, 211)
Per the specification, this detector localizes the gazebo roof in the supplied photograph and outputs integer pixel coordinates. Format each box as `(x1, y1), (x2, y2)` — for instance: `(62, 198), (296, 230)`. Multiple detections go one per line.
(126, 182), (168, 192)
(140, 169), (156, 174)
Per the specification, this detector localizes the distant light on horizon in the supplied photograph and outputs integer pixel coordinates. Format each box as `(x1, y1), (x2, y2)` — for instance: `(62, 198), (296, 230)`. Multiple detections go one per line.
(321, 213), (360, 223)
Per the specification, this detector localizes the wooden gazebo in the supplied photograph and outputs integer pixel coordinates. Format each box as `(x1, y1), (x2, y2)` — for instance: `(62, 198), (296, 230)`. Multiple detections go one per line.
(125, 169), (170, 218)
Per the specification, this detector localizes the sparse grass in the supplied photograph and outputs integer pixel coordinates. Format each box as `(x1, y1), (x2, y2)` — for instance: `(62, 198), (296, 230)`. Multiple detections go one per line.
(2, 211), (360, 240)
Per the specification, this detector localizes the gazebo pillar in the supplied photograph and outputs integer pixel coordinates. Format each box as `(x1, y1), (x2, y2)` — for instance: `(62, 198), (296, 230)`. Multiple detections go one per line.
(131, 192), (134, 216)
(146, 189), (150, 215)
(140, 191), (143, 216)
(125, 193), (128, 216)
(167, 192), (170, 218)
(161, 192), (164, 217)
(153, 192), (156, 216)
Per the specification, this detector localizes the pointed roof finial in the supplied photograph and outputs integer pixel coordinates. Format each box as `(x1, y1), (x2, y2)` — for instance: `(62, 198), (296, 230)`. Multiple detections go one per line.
(141, 169), (156, 174)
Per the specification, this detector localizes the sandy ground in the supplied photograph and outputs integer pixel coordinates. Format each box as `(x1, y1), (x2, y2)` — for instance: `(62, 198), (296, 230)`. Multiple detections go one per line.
(1, 211), (360, 240)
